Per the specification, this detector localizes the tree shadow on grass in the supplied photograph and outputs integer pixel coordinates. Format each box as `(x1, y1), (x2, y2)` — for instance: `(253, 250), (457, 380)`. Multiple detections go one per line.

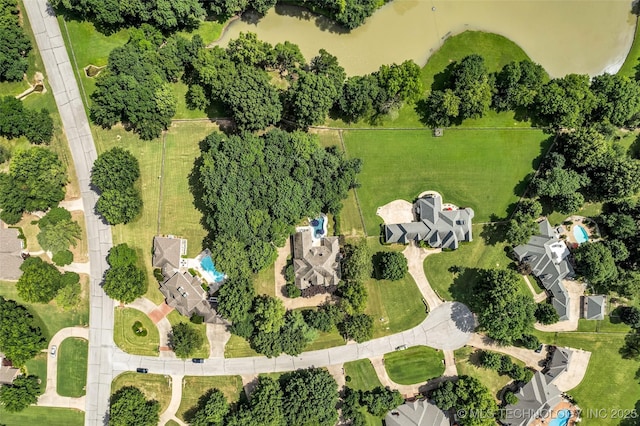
(183, 388), (215, 423)
(479, 219), (507, 246)
(448, 267), (481, 310)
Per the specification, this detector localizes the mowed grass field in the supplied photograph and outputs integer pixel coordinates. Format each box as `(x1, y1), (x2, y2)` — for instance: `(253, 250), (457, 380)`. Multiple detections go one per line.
(533, 331), (640, 426)
(166, 310), (210, 359)
(384, 346), (445, 385)
(0, 406), (84, 426)
(57, 337), (88, 397)
(177, 375), (243, 421)
(93, 122), (216, 304)
(113, 307), (160, 356)
(111, 372), (172, 414)
(343, 129), (549, 234)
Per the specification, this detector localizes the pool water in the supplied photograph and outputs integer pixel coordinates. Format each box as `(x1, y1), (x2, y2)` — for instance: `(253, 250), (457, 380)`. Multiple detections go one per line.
(200, 256), (225, 283)
(573, 225), (589, 244)
(549, 409), (571, 426)
(311, 216), (325, 238)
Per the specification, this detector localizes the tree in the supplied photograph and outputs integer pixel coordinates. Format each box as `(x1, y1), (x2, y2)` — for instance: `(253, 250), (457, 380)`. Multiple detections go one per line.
(573, 242), (618, 291)
(188, 388), (228, 426)
(533, 74), (597, 128)
(621, 330), (640, 360)
(170, 322), (203, 358)
(359, 387), (404, 417)
(531, 157), (590, 213)
(423, 88), (460, 127)
(37, 216), (81, 254)
(16, 257), (64, 303)
(96, 187), (143, 225)
(91, 148), (140, 192)
(217, 275), (254, 323)
(620, 306), (640, 328)
(342, 240), (373, 283)
(479, 350), (502, 370)
(281, 368), (338, 426)
(107, 243), (137, 268)
(339, 280), (368, 314)
(377, 251), (408, 281)
(504, 391), (519, 405)
(103, 264), (146, 303)
(0, 375), (40, 412)
(38, 207), (71, 228)
(505, 219), (537, 246)
(55, 277), (81, 310)
(535, 302), (560, 325)
(284, 71), (339, 129)
(0, 296), (46, 366)
(271, 41), (305, 74)
(339, 313), (373, 342)
(252, 295), (286, 333)
(109, 386), (160, 426)
(590, 73), (640, 127)
(226, 32), (273, 67)
(52, 249), (74, 266)
(309, 49), (345, 94)
(375, 60), (423, 113)
(452, 55), (493, 120)
(0, 0), (31, 82)
(246, 376), (284, 426)
(339, 75), (381, 121)
(303, 308), (333, 332)
(493, 60), (546, 111)
(432, 376), (498, 426)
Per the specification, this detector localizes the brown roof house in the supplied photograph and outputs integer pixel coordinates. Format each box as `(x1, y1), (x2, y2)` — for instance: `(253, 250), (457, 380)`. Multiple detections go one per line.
(0, 224), (25, 280)
(292, 228), (341, 290)
(152, 236), (220, 323)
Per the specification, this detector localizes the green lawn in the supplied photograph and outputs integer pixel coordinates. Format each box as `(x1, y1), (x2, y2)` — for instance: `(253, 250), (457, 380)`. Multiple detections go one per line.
(327, 31), (534, 129)
(111, 372), (172, 414)
(224, 334), (259, 358)
(454, 346), (524, 400)
(177, 375), (243, 421)
(423, 224), (531, 304)
(384, 346), (445, 385)
(343, 129), (549, 234)
(0, 281), (89, 341)
(344, 359), (382, 391)
(532, 332), (640, 426)
(618, 19), (640, 78)
(253, 262), (276, 297)
(304, 329), (346, 351)
(25, 353), (47, 394)
(56, 337), (88, 397)
(165, 421), (180, 426)
(113, 307), (160, 356)
(166, 310), (210, 358)
(0, 406), (84, 426)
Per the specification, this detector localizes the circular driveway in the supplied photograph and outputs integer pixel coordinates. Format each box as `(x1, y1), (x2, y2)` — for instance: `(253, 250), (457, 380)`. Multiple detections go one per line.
(422, 302), (475, 350)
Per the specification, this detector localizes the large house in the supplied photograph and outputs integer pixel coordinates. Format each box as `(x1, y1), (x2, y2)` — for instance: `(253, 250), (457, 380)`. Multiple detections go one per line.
(0, 224), (24, 280)
(292, 228), (341, 290)
(384, 194), (474, 250)
(503, 347), (573, 426)
(152, 236), (219, 323)
(385, 399), (449, 426)
(513, 220), (574, 321)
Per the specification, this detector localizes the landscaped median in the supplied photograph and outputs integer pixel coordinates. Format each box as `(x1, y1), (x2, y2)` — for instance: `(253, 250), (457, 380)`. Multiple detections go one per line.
(383, 346), (445, 385)
(113, 307), (160, 356)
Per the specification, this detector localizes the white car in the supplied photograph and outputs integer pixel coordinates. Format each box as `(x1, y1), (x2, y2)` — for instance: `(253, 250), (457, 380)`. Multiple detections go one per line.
(50, 345), (57, 358)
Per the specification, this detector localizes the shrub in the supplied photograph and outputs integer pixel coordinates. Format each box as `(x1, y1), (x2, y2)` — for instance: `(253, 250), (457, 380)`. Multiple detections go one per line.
(153, 268), (164, 282)
(620, 306), (640, 328)
(190, 313), (204, 325)
(0, 146), (9, 164)
(376, 251), (408, 281)
(504, 391), (518, 405)
(479, 350), (503, 370)
(535, 303), (559, 325)
(52, 249), (73, 266)
(285, 282), (301, 298)
(284, 262), (295, 283)
(518, 334), (540, 350)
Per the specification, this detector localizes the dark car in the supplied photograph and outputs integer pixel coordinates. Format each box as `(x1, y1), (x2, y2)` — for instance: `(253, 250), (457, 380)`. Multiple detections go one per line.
(192, 358), (205, 364)
(534, 344), (544, 353)
(136, 368), (149, 373)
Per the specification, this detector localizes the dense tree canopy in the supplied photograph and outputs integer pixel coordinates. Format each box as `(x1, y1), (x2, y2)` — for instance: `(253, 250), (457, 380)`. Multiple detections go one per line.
(91, 147), (140, 192)
(102, 244), (146, 303)
(16, 257), (65, 303)
(281, 368), (338, 426)
(109, 386), (160, 426)
(188, 388), (228, 426)
(0, 147), (67, 224)
(284, 71), (340, 129)
(170, 322), (204, 358)
(0, 97), (54, 145)
(191, 129), (360, 277)
(0, 0), (31, 82)
(96, 187), (143, 225)
(252, 295), (286, 333)
(377, 251), (408, 281)
(432, 376), (498, 426)
(573, 241), (618, 291)
(37, 208), (81, 255)
(493, 60), (547, 112)
(52, 0), (204, 32)
(0, 375), (40, 412)
(590, 73), (640, 128)
(0, 296), (46, 366)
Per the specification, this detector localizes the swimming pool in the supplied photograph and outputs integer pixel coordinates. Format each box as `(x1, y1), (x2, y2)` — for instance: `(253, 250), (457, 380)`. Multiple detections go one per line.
(573, 225), (589, 244)
(311, 216), (325, 238)
(549, 409), (571, 426)
(200, 256), (225, 283)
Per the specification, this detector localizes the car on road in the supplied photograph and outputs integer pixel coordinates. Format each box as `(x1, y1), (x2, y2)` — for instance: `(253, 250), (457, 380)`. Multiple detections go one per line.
(535, 344), (544, 353)
(50, 345), (57, 357)
(395, 345), (407, 351)
(136, 368), (148, 373)
(192, 358), (205, 364)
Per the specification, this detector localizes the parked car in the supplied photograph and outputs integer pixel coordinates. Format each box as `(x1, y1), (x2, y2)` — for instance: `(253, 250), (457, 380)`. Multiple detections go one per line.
(395, 345), (407, 351)
(192, 358), (205, 364)
(50, 345), (57, 358)
(535, 344), (544, 353)
(136, 368), (149, 373)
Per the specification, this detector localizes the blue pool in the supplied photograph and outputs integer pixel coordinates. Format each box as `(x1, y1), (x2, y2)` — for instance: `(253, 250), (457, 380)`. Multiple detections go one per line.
(311, 216), (325, 238)
(573, 225), (589, 244)
(200, 256), (225, 283)
(549, 409), (571, 426)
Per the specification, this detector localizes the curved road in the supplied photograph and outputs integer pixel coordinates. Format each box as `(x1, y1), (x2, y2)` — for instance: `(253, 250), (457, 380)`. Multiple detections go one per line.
(23, 2), (115, 425)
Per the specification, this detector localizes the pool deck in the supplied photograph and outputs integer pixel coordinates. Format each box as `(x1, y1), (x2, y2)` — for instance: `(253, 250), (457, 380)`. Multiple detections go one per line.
(559, 215), (600, 247)
(529, 401), (580, 426)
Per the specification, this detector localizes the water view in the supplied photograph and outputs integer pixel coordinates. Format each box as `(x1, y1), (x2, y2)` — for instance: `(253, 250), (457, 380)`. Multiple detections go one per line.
(216, 1), (636, 77)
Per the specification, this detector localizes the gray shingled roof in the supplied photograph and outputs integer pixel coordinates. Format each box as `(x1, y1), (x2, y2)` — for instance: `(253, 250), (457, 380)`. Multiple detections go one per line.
(292, 230), (341, 290)
(152, 236), (183, 270)
(159, 271), (216, 322)
(0, 355), (20, 385)
(0, 227), (24, 280)
(513, 220), (574, 321)
(384, 195), (474, 250)
(385, 399), (449, 426)
(583, 295), (606, 320)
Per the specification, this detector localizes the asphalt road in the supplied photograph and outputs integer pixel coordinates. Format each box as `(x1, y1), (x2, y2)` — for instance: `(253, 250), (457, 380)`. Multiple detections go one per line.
(23, 2), (115, 425)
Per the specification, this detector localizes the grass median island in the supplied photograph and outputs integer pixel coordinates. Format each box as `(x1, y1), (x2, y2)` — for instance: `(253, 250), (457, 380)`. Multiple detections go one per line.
(384, 346), (445, 385)
(111, 372), (172, 414)
(56, 337), (88, 397)
(343, 129), (549, 234)
(177, 375), (243, 421)
(0, 406), (84, 426)
(113, 307), (160, 356)
(0, 280), (88, 341)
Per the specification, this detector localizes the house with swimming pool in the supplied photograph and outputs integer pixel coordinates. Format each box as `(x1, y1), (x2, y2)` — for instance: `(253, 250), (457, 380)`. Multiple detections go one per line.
(152, 236), (226, 323)
(513, 220), (575, 321)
